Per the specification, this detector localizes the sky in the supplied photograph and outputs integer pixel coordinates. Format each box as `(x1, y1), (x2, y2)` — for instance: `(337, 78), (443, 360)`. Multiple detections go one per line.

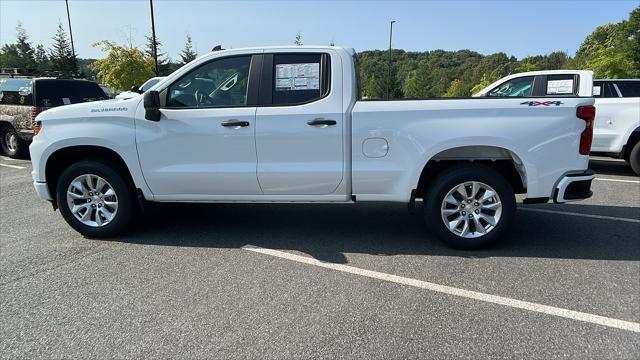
(0, 0), (638, 60)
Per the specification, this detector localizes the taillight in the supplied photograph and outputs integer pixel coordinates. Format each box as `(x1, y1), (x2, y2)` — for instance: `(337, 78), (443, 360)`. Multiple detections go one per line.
(576, 105), (595, 155)
(31, 106), (43, 121)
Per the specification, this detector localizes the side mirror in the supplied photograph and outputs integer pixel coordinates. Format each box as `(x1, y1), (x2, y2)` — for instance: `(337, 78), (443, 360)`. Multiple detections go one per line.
(131, 85), (142, 93)
(143, 90), (161, 121)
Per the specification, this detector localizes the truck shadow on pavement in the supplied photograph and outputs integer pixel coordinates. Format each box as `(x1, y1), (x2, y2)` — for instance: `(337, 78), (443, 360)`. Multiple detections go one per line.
(116, 201), (640, 264)
(589, 158), (637, 177)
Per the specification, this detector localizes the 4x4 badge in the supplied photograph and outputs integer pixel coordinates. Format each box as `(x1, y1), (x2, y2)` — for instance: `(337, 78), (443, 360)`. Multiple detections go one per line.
(520, 101), (563, 106)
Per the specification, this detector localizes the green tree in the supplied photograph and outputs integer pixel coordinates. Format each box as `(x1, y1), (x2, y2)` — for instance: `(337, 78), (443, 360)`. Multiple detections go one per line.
(363, 74), (384, 99)
(403, 70), (420, 98)
(145, 34), (172, 76)
(470, 73), (499, 95)
(516, 61), (537, 73)
(14, 23), (36, 71)
(625, 6), (640, 71)
(49, 23), (76, 74)
(444, 79), (472, 97)
(294, 32), (303, 46)
(180, 34), (197, 65)
(34, 44), (49, 71)
(573, 6), (639, 78)
(78, 58), (98, 80)
(91, 40), (154, 91)
(0, 44), (20, 69)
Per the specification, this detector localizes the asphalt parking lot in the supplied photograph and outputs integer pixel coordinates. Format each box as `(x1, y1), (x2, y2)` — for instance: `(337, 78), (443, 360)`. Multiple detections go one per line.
(1, 156), (638, 359)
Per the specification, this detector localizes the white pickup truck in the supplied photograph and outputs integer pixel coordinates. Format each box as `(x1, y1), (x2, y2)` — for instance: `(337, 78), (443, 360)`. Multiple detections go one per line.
(591, 79), (640, 173)
(29, 46), (596, 249)
(474, 71), (640, 174)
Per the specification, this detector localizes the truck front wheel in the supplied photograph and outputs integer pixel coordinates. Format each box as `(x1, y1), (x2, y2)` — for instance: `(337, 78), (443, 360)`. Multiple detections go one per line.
(56, 161), (134, 238)
(424, 165), (516, 249)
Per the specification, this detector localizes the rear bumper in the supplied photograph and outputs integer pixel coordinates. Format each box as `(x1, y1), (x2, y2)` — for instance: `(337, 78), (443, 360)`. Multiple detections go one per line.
(33, 181), (52, 201)
(553, 169), (594, 203)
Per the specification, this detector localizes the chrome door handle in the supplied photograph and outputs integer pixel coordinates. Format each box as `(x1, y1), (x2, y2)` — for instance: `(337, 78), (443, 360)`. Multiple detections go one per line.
(221, 120), (250, 127)
(307, 118), (336, 126)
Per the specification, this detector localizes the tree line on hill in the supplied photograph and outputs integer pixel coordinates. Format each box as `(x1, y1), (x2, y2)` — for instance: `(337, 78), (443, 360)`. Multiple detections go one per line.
(1, 6), (637, 94)
(360, 6), (638, 98)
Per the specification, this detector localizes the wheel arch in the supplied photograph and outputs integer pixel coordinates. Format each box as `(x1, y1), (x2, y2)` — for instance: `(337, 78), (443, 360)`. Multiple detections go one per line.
(45, 145), (139, 206)
(623, 127), (640, 161)
(415, 145), (527, 198)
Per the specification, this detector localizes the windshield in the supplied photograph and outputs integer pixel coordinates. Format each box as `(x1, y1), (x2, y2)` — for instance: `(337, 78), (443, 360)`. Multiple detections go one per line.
(0, 78), (33, 91)
(0, 78), (33, 105)
(141, 78), (163, 91)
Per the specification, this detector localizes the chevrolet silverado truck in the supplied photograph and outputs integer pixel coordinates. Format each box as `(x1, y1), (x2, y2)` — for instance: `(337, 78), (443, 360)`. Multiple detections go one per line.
(29, 46), (596, 249)
(474, 71), (640, 174)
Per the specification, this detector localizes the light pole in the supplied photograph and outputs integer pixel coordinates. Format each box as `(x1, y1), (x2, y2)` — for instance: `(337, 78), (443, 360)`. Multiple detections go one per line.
(65, 0), (77, 74)
(387, 20), (395, 100)
(149, 0), (159, 76)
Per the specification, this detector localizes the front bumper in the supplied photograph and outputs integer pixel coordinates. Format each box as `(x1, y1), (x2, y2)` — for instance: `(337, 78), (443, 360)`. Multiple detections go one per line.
(18, 129), (34, 141)
(553, 169), (594, 203)
(33, 181), (53, 201)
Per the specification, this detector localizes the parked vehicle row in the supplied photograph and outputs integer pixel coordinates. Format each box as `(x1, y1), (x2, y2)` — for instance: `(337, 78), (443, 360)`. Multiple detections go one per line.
(29, 46), (596, 249)
(474, 72), (640, 174)
(0, 77), (109, 158)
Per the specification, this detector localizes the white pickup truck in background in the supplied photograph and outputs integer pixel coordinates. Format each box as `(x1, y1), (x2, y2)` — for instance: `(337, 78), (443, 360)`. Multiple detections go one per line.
(591, 79), (640, 173)
(474, 72), (640, 174)
(29, 46), (596, 249)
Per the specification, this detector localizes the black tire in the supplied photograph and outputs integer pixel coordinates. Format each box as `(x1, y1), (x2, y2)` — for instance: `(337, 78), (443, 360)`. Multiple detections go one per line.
(56, 160), (134, 238)
(0, 125), (26, 158)
(424, 164), (516, 249)
(629, 141), (640, 176)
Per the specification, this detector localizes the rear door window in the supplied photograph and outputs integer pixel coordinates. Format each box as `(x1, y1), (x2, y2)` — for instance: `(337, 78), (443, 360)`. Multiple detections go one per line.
(593, 81), (619, 98)
(614, 81), (640, 97)
(544, 74), (577, 95)
(487, 76), (534, 97)
(270, 53), (330, 105)
(34, 80), (107, 107)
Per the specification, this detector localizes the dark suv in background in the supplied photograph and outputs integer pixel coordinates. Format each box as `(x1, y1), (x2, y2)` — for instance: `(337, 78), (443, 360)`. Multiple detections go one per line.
(0, 78), (108, 158)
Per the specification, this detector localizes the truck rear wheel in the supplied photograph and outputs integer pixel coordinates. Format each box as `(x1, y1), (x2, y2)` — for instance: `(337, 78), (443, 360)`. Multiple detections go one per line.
(424, 165), (516, 249)
(629, 141), (640, 175)
(0, 125), (26, 158)
(56, 161), (134, 238)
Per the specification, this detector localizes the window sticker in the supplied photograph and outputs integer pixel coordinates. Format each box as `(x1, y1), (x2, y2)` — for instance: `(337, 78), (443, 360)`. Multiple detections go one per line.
(275, 63), (320, 91)
(62, 97), (71, 105)
(547, 79), (574, 94)
(592, 86), (601, 96)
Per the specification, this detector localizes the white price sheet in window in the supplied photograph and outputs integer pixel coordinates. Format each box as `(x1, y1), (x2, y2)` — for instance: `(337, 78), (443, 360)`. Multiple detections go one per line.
(275, 63), (320, 91)
(547, 79), (574, 94)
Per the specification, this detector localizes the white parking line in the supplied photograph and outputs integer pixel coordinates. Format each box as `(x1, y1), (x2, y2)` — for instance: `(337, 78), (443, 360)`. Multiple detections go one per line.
(518, 207), (640, 224)
(243, 245), (640, 333)
(594, 177), (640, 184)
(0, 163), (26, 170)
